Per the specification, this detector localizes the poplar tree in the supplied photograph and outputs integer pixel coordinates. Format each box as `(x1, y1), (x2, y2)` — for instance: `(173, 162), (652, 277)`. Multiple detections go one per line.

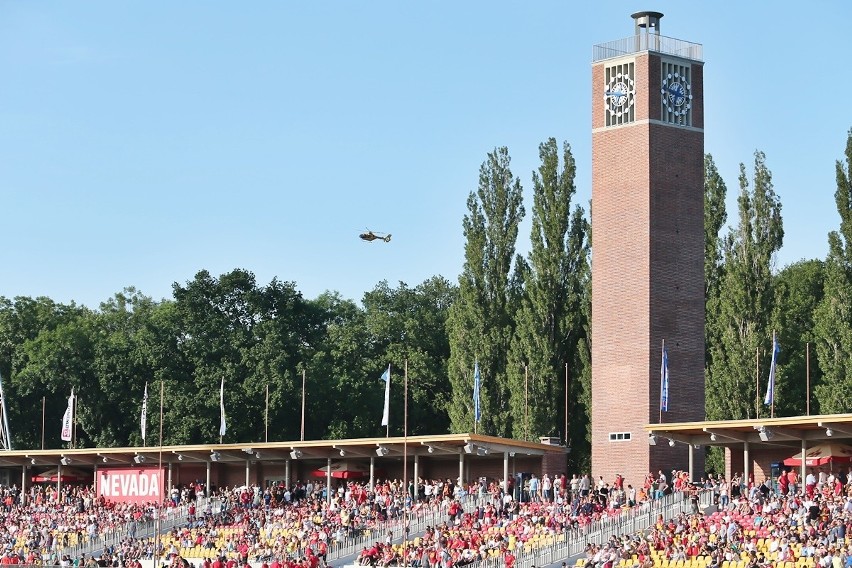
(507, 139), (589, 441)
(447, 147), (525, 436)
(706, 151), (783, 421)
(813, 129), (852, 413)
(704, 154), (728, 399)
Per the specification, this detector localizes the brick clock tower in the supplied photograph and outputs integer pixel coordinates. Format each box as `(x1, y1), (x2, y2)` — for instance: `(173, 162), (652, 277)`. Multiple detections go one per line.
(591, 12), (705, 486)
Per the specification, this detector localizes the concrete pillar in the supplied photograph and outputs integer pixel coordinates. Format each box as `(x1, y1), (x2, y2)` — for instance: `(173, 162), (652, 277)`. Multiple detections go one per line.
(245, 460), (250, 488)
(743, 441), (750, 495)
(326, 458), (332, 504)
(413, 454), (420, 501)
(369, 457), (375, 492)
(503, 452), (510, 500)
(688, 445), (694, 482)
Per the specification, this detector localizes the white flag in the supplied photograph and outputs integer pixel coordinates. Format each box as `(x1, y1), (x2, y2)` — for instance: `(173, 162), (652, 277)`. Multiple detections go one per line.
(140, 383), (149, 443)
(219, 378), (227, 437)
(60, 389), (74, 442)
(380, 365), (391, 427)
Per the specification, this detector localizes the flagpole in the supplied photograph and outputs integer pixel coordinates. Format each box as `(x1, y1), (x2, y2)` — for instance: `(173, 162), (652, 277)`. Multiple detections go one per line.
(755, 346), (760, 419)
(156, 379), (164, 568)
(771, 331), (776, 419)
(72, 393), (77, 449)
(301, 370), (306, 441)
(564, 363), (569, 446)
(806, 342), (811, 416)
(403, 359), (409, 568)
(524, 364), (529, 440)
(41, 396), (45, 451)
(265, 384), (270, 443)
(659, 340), (664, 424)
(386, 365), (391, 438)
(472, 364), (477, 435)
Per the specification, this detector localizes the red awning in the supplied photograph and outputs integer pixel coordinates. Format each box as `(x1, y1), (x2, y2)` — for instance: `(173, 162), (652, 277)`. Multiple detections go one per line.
(31, 467), (91, 483)
(310, 461), (384, 480)
(783, 443), (852, 467)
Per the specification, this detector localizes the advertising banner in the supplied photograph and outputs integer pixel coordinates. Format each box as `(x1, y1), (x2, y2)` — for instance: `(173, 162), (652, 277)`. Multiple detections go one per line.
(97, 468), (164, 504)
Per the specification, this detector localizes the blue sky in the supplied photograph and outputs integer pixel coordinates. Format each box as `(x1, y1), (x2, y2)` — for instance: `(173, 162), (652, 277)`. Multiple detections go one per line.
(2, 2), (850, 308)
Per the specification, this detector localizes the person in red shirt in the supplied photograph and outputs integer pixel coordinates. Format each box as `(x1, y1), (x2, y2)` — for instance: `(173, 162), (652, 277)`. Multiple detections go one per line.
(503, 546), (515, 568)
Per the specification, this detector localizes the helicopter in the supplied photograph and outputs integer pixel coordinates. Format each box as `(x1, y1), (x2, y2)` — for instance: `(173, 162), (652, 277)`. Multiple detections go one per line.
(359, 230), (391, 243)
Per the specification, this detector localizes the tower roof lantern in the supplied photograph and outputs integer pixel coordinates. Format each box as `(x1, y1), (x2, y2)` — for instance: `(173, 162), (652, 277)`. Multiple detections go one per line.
(631, 11), (664, 35)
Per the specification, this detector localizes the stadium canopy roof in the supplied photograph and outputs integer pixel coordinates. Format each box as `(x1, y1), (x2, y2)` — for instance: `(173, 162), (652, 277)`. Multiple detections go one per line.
(0, 433), (567, 468)
(646, 413), (852, 449)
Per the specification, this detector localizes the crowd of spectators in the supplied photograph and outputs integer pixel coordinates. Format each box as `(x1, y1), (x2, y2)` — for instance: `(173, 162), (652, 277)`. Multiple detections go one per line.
(8, 465), (852, 568)
(581, 468), (852, 568)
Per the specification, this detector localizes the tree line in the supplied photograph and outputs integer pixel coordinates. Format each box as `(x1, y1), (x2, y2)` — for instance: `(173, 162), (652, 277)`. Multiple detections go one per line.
(1, 130), (850, 474)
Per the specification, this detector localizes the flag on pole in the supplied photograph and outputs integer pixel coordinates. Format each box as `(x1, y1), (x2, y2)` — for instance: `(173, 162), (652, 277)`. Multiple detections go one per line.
(380, 365), (391, 427)
(60, 389), (74, 442)
(660, 344), (669, 412)
(473, 361), (481, 423)
(140, 382), (149, 443)
(764, 334), (780, 406)
(219, 378), (227, 437)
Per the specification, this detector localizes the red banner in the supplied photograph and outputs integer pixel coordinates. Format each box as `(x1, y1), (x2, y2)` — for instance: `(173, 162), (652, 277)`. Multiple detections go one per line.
(97, 468), (164, 504)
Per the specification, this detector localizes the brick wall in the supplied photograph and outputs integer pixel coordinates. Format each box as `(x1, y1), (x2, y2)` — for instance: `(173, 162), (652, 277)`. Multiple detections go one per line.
(591, 50), (705, 488)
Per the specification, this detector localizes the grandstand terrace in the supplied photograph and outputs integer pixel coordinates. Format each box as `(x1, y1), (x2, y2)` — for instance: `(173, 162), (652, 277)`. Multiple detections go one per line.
(0, 433), (568, 504)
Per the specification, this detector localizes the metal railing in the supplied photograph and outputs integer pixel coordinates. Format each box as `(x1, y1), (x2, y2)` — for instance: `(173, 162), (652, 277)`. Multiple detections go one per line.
(58, 496), (221, 560)
(593, 34), (703, 62)
(327, 494), (489, 561)
(55, 493), (488, 563)
(478, 490), (714, 568)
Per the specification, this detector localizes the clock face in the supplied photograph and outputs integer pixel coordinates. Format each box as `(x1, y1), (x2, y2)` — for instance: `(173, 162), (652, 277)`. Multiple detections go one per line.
(605, 73), (635, 116)
(661, 72), (692, 117)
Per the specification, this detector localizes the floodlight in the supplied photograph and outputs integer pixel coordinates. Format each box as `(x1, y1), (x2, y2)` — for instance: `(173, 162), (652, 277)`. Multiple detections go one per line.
(826, 428), (834, 437)
(290, 449), (302, 460)
(463, 443), (474, 454)
(210, 451), (221, 462)
(60, 457), (71, 466)
(648, 434), (657, 446)
(758, 427), (774, 442)
(668, 439), (676, 447)
(376, 446), (389, 457)
(134, 455), (145, 464)
(427, 446), (434, 454)
(339, 449), (346, 457)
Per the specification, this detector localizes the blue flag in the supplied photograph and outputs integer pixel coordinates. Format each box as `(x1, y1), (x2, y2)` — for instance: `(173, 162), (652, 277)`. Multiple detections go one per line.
(660, 344), (669, 412)
(764, 335), (780, 406)
(473, 361), (481, 423)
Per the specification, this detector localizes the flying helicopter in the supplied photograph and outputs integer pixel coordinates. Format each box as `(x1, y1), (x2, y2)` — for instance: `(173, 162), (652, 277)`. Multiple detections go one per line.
(359, 230), (391, 243)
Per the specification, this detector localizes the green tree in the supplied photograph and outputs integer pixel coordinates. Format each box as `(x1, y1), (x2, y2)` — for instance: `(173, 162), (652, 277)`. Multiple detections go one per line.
(771, 260), (824, 416)
(447, 147), (525, 436)
(507, 139), (589, 442)
(306, 292), (377, 439)
(814, 128), (852, 413)
(171, 269), (316, 444)
(361, 277), (456, 436)
(706, 151), (783, 421)
(0, 296), (86, 448)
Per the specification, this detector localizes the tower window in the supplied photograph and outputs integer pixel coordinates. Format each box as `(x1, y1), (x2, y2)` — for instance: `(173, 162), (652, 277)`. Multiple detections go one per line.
(608, 432), (632, 442)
